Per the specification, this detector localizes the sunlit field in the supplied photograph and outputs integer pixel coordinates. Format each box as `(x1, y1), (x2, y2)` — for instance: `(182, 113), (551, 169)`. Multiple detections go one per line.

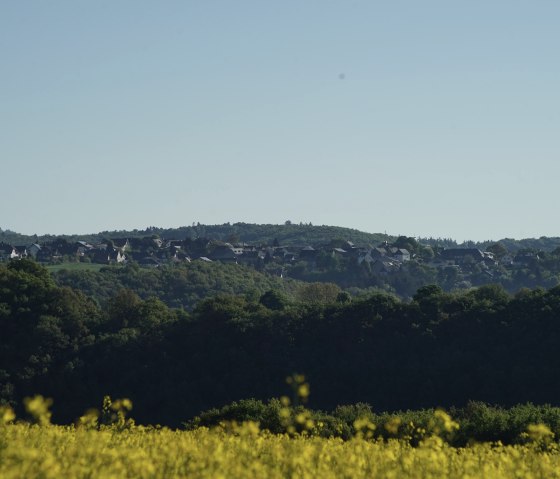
(3, 422), (560, 479)
(44, 262), (106, 272)
(2, 397), (560, 479)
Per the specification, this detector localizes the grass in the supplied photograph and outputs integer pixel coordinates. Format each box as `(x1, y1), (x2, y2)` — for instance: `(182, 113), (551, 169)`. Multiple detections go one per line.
(44, 262), (108, 273)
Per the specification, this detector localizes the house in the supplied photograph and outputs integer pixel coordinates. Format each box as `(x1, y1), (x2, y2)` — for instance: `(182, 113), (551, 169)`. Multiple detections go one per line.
(371, 247), (388, 259)
(282, 251), (297, 262)
(128, 237), (157, 250)
(91, 250), (111, 264)
(112, 250), (127, 264)
(14, 246), (28, 258)
(0, 243), (19, 261)
(358, 251), (376, 265)
(482, 252), (498, 267)
(90, 247), (126, 264)
(371, 259), (400, 275)
(176, 252), (191, 262)
(76, 241), (95, 256)
(112, 239), (131, 252)
(44, 239), (78, 256)
(210, 245), (239, 263)
(27, 243), (42, 258)
(299, 246), (317, 259)
(513, 251), (540, 266)
(165, 239), (183, 249)
(393, 248), (411, 262)
(358, 246), (391, 265)
(237, 249), (265, 266)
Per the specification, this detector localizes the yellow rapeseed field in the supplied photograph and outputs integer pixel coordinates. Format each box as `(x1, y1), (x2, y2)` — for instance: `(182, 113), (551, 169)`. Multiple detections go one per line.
(2, 398), (560, 479)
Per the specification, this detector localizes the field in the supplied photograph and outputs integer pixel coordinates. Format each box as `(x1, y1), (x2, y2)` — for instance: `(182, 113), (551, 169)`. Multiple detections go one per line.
(44, 262), (107, 273)
(2, 422), (560, 479)
(2, 400), (560, 479)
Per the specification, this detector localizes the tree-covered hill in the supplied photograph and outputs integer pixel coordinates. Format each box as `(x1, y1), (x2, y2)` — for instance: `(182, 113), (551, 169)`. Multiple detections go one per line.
(4, 259), (560, 427)
(488, 236), (560, 253)
(4, 223), (560, 252)
(159, 223), (392, 246)
(52, 261), (302, 310)
(1, 223), (392, 247)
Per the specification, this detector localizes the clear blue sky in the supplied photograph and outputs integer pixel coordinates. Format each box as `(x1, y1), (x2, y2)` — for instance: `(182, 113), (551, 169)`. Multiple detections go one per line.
(2, 1), (559, 241)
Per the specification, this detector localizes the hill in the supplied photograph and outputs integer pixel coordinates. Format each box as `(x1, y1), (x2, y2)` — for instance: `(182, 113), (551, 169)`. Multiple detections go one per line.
(4, 223), (560, 252)
(52, 261), (302, 310)
(1, 223), (393, 247)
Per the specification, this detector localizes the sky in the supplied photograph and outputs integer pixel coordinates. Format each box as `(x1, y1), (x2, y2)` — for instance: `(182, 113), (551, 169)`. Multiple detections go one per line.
(1, 1), (559, 242)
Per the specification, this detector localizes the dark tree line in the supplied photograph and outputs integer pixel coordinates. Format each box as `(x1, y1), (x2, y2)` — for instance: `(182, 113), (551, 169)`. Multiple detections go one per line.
(2, 260), (560, 427)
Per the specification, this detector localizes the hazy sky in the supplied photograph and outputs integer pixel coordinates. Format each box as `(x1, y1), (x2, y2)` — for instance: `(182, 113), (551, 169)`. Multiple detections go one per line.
(2, 1), (559, 241)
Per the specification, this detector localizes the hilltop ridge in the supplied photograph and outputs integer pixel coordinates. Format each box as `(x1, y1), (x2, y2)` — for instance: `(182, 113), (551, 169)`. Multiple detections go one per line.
(2, 222), (560, 252)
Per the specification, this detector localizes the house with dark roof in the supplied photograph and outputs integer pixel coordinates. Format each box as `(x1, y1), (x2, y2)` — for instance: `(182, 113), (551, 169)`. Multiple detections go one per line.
(357, 251), (376, 265)
(14, 246), (28, 258)
(26, 243), (42, 258)
(394, 248), (411, 262)
(299, 246), (317, 259)
(41, 239), (76, 256)
(371, 247), (388, 258)
(91, 250), (112, 264)
(112, 239), (131, 252)
(0, 243), (19, 261)
(76, 241), (94, 255)
(237, 249), (265, 266)
(371, 259), (400, 275)
(36, 246), (55, 263)
(513, 251), (540, 266)
(210, 245), (239, 263)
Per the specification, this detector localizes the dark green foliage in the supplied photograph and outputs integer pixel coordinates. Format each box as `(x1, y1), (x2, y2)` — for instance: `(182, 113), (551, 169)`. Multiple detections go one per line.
(259, 290), (290, 310)
(0, 259), (100, 408)
(188, 399), (560, 446)
(187, 399), (285, 434)
(0, 223), (392, 248)
(52, 261), (299, 310)
(186, 399), (360, 439)
(393, 236), (419, 254)
(336, 291), (352, 303)
(5, 260), (560, 432)
(296, 282), (341, 304)
(450, 402), (560, 446)
(148, 223), (392, 247)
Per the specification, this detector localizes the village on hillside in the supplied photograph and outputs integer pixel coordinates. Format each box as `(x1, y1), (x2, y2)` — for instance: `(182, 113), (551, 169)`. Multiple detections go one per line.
(0, 234), (538, 280)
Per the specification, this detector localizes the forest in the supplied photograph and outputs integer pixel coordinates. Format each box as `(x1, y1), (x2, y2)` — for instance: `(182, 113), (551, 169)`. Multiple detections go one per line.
(2, 258), (560, 430)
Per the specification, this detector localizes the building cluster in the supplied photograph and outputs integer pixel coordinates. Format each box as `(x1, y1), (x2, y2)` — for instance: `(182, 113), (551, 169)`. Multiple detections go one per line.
(0, 237), (414, 269)
(0, 237), (526, 275)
